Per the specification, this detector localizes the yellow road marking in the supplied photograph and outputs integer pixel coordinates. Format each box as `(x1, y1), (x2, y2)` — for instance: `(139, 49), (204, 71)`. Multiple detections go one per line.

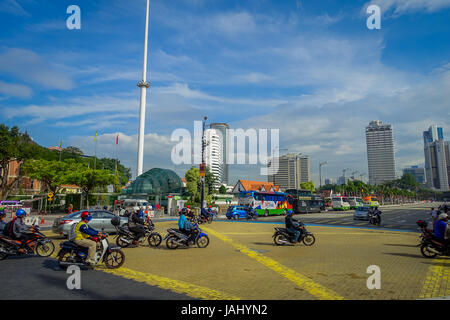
(103, 267), (240, 300)
(419, 258), (450, 299)
(203, 227), (344, 300)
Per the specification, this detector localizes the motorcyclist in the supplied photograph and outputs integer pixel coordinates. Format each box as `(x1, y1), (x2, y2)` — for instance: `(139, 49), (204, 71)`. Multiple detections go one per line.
(285, 209), (302, 243)
(372, 207), (382, 223)
(434, 213), (449, 246)
(178, 208), (195, 244)
(12, 209), (36, 252)
(247, 204), (257, 219)
(73, 211), (103, 265)
(128, 208), (147, 245)
(0, 209), (6, 233)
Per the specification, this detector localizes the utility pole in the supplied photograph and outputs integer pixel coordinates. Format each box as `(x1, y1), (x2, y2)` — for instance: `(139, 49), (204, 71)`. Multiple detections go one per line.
(319, 161), (327, 188)
(136, 0), (150, 177)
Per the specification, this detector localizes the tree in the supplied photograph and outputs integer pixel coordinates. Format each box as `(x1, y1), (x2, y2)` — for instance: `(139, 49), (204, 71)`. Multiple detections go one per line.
(219, 185), (227, 194)
(63, 146), (84, 155)
(22, 159), (77, 194)
(185, 166), (217, 203)
(65, 168), (118, 209)
(300, 181), (315, 193)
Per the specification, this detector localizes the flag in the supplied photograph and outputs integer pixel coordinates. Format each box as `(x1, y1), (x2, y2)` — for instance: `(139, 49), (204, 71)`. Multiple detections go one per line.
(116, 133), (119, 145)
(94, 131), (98, 141)
(59, 139), (62, 148)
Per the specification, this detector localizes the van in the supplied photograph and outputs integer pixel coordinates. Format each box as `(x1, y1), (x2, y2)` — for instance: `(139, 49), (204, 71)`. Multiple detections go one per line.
(332, 197), (351, 211)
(348, 197), (363, 209)
(121, 199), (151, 216)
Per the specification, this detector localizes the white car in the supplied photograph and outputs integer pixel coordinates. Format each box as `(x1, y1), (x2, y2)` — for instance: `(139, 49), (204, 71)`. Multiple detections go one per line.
(121, 199), (151, 216)
(353, 206), (370, 220)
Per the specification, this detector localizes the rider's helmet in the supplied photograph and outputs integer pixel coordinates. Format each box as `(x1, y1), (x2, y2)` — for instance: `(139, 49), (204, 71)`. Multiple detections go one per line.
(0, 209), (5, 218)
(15, 208), (26, 218)
(181, 208), (187, 215)
(81, 211), (92, 222)
(138, 210), (144, 218)
(438, 213), (448, 220)
(287, 209), (293, 215)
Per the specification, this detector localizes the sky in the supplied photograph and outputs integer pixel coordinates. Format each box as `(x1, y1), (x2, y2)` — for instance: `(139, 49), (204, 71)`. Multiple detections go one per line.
(0, 0), (449, 185)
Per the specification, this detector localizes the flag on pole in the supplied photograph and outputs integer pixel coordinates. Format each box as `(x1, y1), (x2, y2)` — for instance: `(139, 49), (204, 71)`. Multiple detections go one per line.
(59, 139), (62, 148)
(94, 131), (98, 141)
(116, 133), (119, 145)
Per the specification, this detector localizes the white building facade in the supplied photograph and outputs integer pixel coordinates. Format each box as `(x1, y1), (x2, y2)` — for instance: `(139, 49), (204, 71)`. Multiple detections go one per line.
(205, 128), (223, 188)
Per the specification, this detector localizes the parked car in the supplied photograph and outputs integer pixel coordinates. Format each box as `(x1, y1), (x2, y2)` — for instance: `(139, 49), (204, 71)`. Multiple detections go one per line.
(52, 210), (128, 237)
(226, 206), (249, 220)
(353, 206), (370, 220)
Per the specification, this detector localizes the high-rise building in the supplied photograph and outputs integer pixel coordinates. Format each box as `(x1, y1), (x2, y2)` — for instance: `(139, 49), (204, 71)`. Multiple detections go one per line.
(365, 120), (396, 185)
(402, 166), (425, 184)
(267, 153), (310, 191)
(205, 128), (223, 187)
(423, 125), (450, 191)
(209, 123), (229, 186)
(324, 178), (333, 185)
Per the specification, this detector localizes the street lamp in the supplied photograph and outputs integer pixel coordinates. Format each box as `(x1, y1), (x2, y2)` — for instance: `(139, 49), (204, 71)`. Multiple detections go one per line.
(136, 0), (150, 177)
(200, 116), (208, 210)
(319, 161), (327, 188)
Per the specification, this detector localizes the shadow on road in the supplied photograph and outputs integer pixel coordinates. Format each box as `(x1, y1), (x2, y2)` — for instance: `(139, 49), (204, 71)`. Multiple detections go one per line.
(383, 252), (425, 259)
(384, 243), (420, 248)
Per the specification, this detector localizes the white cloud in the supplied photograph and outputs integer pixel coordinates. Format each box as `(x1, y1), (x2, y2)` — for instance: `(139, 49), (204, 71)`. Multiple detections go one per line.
(0, 48), (74, 90)
(0, 80), (32, 98)
(364, 0), (450, 16)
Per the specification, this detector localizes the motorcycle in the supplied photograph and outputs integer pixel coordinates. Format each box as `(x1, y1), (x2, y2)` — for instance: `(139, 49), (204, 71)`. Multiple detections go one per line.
(197, 214), (213, 225)
(417, 220), (450, 258)
(113, 217), (162, 248)
(273, 223), (316, 246)
(246, 210), (258, 221)
(369, 212), (381, 226)
(57, 233), (125, 269)
(163, 224), (210, 249)
(0, 225), (55, 260)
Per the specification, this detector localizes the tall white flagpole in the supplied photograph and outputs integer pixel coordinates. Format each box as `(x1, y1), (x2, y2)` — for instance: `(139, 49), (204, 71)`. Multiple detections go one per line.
(136, 0), (150, 178)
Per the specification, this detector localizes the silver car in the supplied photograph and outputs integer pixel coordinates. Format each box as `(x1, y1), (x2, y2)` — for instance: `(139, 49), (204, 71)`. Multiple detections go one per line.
(52, 210), (128, 237)
(353, 206), (370, 220)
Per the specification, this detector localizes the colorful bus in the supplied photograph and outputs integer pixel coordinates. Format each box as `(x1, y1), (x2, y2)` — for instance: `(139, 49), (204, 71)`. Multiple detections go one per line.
(363, 196), (380, 207)
(238, 191), (293, 216)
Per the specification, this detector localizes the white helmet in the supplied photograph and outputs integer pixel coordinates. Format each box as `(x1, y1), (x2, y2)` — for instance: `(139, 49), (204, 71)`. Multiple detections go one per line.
(438, 213), (448, 220)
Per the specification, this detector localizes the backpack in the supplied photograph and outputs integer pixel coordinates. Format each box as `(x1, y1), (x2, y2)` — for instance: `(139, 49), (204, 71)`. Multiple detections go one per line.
(67, 222), (80, 241)
(3, 218), (16, 237)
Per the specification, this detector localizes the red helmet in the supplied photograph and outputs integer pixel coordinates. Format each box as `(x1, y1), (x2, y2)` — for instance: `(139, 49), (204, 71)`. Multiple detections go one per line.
(81, 211), (90, 220)
(187, 205), (190, 208)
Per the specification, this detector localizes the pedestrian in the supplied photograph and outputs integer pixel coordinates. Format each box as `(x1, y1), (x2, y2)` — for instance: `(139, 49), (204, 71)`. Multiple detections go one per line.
(430, 207), (438, 230)
(68, 204), (73, 215)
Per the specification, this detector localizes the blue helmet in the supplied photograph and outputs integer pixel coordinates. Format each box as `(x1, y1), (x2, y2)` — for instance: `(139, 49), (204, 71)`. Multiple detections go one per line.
(0, 209), (5, 217)
(138, 210), (144, 218)
(16, 209), (26, 217)
(287, 209), (293, 215)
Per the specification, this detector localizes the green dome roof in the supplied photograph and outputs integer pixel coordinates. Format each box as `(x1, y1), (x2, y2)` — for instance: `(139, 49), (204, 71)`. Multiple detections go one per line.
(123, 168), (182, 195)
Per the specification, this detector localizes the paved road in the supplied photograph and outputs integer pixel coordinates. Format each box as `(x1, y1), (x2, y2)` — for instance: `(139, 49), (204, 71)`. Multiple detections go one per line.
(1, 205), (448, 301)
(0, 255), (192, 300)
(219, 203), (435, 232)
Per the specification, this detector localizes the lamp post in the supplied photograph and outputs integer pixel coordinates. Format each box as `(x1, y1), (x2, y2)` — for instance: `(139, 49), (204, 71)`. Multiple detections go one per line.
(200, 116), (207, 209)
(136, 0), (150, 177)
(319, 161), (327, 188)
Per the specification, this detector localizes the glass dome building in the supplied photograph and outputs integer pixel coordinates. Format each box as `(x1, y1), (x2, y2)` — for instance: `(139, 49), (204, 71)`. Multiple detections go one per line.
(122, 168), (183, 196)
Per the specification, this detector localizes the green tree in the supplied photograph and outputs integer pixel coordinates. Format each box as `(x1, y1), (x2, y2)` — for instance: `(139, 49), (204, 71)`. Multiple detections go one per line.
(22, 159), (77, 194)
(219, 185), (227, 194)
(300, 181), (315, 193)
(66, 168), (118, 209)
(63, 146), (84, 155)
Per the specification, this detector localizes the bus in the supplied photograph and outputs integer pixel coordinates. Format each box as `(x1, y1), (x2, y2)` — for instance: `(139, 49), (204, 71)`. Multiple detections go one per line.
(332, 196), (351, 211)
(285, 189), (325, 214)
(363, 196), (380, 207)
(348, 197), (364, 209)
(238, 191), (293, 216)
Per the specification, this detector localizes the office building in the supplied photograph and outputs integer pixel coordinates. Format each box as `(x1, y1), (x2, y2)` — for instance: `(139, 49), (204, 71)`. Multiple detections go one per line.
(402, 166), (425, 185)
(324, 178), (333, 185)
(423, 125), (450, 191)
(209, 123), (230, 186)
(267, 153), (310, 191)
(365, 120), (396, 185)
(205, 128), (223, 187)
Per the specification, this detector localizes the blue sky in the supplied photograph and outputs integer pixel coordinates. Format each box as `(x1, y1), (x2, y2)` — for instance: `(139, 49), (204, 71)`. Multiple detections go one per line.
(0, 0), (449, 184)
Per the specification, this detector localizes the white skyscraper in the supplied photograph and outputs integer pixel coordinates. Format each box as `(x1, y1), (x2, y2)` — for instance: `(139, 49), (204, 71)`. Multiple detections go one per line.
(365, 120), (396, 185)
(268, 153), (310, 191)
(205, 128), (223, 187)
